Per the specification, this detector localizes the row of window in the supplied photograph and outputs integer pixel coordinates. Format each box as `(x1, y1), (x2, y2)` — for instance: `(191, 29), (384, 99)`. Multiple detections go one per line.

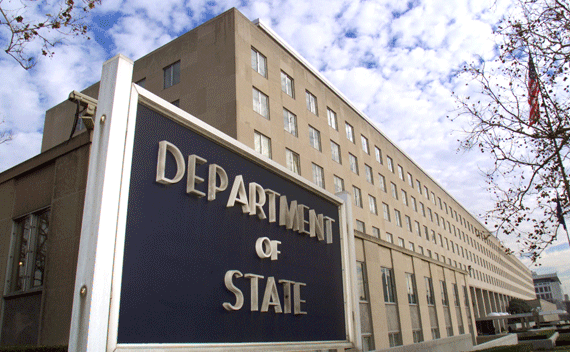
(247, 48), (521, 292)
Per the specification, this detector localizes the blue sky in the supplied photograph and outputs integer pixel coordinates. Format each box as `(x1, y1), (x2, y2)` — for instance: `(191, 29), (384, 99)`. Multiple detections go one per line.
(0, 0), (569, 296)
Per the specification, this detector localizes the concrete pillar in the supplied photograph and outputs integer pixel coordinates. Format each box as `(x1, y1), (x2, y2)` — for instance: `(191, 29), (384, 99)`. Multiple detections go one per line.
(482, 290), (491, 317)
(476, 288), (486, 318)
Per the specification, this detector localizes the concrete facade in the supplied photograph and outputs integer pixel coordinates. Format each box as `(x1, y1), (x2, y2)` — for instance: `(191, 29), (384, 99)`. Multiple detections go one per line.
(1, 8), (535, 350)
(533, 272), (565, 309)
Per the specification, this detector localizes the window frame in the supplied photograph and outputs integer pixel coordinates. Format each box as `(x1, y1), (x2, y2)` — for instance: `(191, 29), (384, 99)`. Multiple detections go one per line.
(327, 108), (338, 130)
(253, 130), (272, 159)
(163, 60), (181, 89)
(252, 87), (269, 119)
(305, 90), (318, 115)
(312, 162), (325, 188)
(283, 108), (298, 136)
(251, 48), (267, 77)
(280, 70), (294, 97)
(285, 148), (300, 175)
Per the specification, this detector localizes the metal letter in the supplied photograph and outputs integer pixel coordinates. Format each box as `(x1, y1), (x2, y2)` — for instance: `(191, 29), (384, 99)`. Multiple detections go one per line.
(226, 175), (250, 213)
(270, 240), (281, 261)
(244, 273), (264, 312)
(255, 237), (272, 259)
(261, 277), (282, 313)
(279, 195), (298, 231)
(324, 216), (336, 244)
(297, 204), (309, 234)
(156, 141), (185, 184)
(187, 154), (206, 197)
(309, 210), (324, 240)
(207, 164), (228, 201)
(278, 279), (295, 314)
(248, 182), (267, 219)
(293, 282), (307, 315)
(222, 270), (244, 311)
(264, 189), (280, 223)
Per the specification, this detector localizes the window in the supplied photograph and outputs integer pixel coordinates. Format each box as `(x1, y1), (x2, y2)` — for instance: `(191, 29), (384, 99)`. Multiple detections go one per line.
(421, 202), (426, 216)
(398, 237), (405, 247)
(163, 60), (180, 89)
(406, 273), (418, 304)
(356, 220), (365, 233)
(283, 109), (297, 136)
(382, 267), (397, 303)
(254, 131), (271, 158)
(308, 126), (321, 151)
(372, 227), (380, 238)
(135, 77), (146, 88)
(353, 186), (363, 208)
(333, 175), (344, 192)
(386, 232), (394, 243)
(285, 149), (300, 174)
(394, 209), (402, 227)
(378, 174), (387, 192)
(428, 208), (433, 222)
(330, 141), (341, 163)
(387, 156), (394, 172)
(375, 146), (383, 164)
(280, 71), (294, 97)
(252, 87), (269, 118)
(397, 165), (404, 180)
(405, 215), (412, 231)
(418, 246), (424, 255)
(417, 180), (422, 193)
(327, 108), (338, 130)
(369, 195), (378, 215)
(424, 186), (429, 198)
(8, 209), (50, 293)
(389, 332), (403, 347)
(408, 172), (414, 187)
(415, 221), (421, 235)
(391, 182), (398, 199)
(345, 123), (355, 143)
(425, 277), (435, 305)
(441, 281), (449, 306)
(402, 190), (408, 206)
(423, 225), (429, 239)
(383, 203), (390, 222)
(365, 164), (373, 184)
(361, 135), (370, 154)
(357, 262), (375, 351)
(411, 196), (417, 211)
(306, 90), (318, 115)
(409, 242), (415, 251)
(251, 48), (267, 77)
(349, 153), (359, 174)
(312, 163), (325, 188)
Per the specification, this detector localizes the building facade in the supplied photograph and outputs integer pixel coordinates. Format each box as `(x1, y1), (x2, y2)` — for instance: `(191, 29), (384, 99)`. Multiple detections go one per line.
(533, 272), (565, 310)
(1, 8), (535, 350)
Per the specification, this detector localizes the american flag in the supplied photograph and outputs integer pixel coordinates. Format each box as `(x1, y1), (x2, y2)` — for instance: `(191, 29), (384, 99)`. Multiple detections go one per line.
(528, 53), (540, 126)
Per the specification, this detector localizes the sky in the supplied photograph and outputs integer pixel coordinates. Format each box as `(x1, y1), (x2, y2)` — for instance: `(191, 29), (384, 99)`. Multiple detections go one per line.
(0, 0), (569, 298)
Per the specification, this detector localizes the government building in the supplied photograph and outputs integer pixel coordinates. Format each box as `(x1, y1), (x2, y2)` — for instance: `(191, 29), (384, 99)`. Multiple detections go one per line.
(0, 8), (535, 351)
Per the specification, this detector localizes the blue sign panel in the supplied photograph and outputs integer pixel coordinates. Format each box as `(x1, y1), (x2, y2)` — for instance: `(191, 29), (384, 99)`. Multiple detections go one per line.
(117, 104), (346, 344)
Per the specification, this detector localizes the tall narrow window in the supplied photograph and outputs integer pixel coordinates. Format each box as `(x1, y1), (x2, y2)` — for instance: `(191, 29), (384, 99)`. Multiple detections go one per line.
(251, 48), (267, 77)
(253, 131), (271, 159)
(306, 90), (318, 115)
(349, 153), (359, 174)
(408, 172), (414, 187)
(252, 87), (269, 118)
(406, 273), (423, 342)
(308, 126), (321, 151)
(345, 122), (355, 143)
(382, 267), (402, 347)
(365, 164), (373, 184)
(382, 268), (396, 303)
(391, 182), (398, 199)
(327, 108), (338, 130)
(394, 209), (402, 227)
(375, 146), (383, 164)
(357, 262), (375, 351)
(378, 174), (387, 192)
(163, 61), (180, 89)
(361, 135), (370, 154)
(387, 156), (394, 173)
(283, 109), (297, 136)
(312, 163), (325, 188)
(397, 165), (404, 180)
(9, 209), (50, 292)
(383, 203), (391, 222)
(369, 195), (378, 215)
(280, 71), (294, 97)
(353, 186), (363, 208)
(330, 141), (341, 163)
(285, 149), (300, 175)
(333, 175), (344, 192)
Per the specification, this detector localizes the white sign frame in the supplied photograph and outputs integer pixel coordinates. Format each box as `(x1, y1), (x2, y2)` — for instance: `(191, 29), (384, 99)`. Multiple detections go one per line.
(68, 55), (358, 352)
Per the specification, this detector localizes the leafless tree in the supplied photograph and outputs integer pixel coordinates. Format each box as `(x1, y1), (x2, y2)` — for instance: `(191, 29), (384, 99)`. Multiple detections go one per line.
(453, 0), (570, 261)
(0, 120), (12, 144)
(0, 0), (100, 69)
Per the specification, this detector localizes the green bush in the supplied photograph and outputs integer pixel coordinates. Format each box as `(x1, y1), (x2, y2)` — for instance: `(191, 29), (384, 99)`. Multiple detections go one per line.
(0, 346), (67, 352)
(518, 329), (556, 340)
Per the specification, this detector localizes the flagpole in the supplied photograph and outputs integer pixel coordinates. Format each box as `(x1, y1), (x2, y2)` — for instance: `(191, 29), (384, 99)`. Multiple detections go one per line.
(530, 51), (570, 247)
